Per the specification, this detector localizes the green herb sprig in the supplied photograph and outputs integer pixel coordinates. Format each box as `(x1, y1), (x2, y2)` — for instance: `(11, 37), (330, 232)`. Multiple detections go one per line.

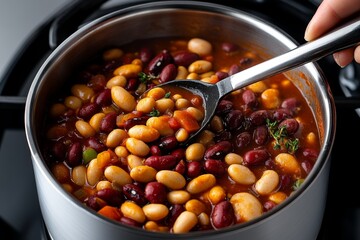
(266, 118), (299, 154)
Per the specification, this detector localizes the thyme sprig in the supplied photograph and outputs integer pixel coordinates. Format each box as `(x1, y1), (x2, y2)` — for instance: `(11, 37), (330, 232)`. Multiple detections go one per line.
(138, 72), (158, 83)
(266, 118), (299, 154)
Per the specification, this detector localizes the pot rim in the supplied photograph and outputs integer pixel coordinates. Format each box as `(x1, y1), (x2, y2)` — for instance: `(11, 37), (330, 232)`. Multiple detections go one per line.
(24, 0), (336, 237)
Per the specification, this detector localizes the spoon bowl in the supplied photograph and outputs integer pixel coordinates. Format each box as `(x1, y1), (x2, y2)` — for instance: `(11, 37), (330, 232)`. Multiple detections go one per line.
(153, 16), (360, 145)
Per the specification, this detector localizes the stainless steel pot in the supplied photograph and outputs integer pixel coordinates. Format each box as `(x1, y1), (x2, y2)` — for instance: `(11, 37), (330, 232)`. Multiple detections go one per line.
(24, 1), (336, 239)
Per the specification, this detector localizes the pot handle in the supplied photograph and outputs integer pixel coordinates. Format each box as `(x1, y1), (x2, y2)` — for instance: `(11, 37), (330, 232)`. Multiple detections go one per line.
(49, 0), (108, 48)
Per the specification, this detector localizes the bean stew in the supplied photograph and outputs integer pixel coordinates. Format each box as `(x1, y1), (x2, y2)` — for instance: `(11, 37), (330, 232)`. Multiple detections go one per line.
(42, 37), (320, 233)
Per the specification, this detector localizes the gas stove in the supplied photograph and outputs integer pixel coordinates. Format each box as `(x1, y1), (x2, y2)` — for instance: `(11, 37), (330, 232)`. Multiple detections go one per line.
(1, 1), (360, 239)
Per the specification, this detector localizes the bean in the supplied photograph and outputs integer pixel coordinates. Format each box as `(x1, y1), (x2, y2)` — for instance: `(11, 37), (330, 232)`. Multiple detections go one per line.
(269, 191), (287, 204)
(147, 49), (174, 75)
(84, 136), (106, 153)
(155, 98), (175, 113)
(211, 201), (235, 229)
(124, 116), (150, 130)
(111, 86), (136, 112)
(275, 153), (301, 175)
(50, 141), (66, 160)
(72, 165), (87, 186)
(215, 99), (233, 115)
(227, 164), (256, 185)
(208, 185), (226, 205)
(95, 89), (112, 107)
(172, 211), (198, 233)
(261, 88), (280, 109)
(96, 180), (112, 191)
(279, 118), (299, 135)
(255, 170), (279, 195)
(100, 112), (117, 133)
(253, 125), (269, 145)
(243, 148), (270, 166)
(106, 75), (127, 88)
(185, 143), (205, 161)
(122, 183), (148, 206)
(145, 182), (168, 204)
(188, 60), (212, 74)
(146, 116), (174, 136)
(51, 162), (70, 183)
(167, 190), (191, 205)
(186, 161), (202, 178)
(159, 63), (177, 83)
(75, 120), (96, 138)
(156, 170), (186, 190)
(173, 50), (200, 67)
(64, 96), (82, 110)
(204, 141), (232, 160)
(224, 153), (243, 165)
(301, 148), (319, 162)
(136, 97), (156, 113)
(125, 137), (150, 157)
(224, 110), (243, 131)
(89, 113), (105, 132)
(120, 201), (146, 223)
(104, 165), (132, 186)
(247, 81), (267, 93)
(221, 42), (239, 52)
(230, 192), (263, 222)
(71, 84), (94, 102)
(144, 155), (178, 171)
(281, 97), (300, 114)
(113, 63), (142, 78)
(188, 38), (212, 56)
(130, 165), (157, 183)
(228, 64), (240, 75)
(106, 129), (128, 148)
(242, 89), (258, 108)
(67, 142), (82, 167)
(185, 199), (206, 215)
(249, 109), (271, 126)
(87, 159), (103, 186)
(103, 48), (123, 61)
(143, 204), (169, 221)
(175, 66), (188, 79)
(186, 174), (216, 194)
(96, 188), (123, 206)
(158, 136), (178, 151)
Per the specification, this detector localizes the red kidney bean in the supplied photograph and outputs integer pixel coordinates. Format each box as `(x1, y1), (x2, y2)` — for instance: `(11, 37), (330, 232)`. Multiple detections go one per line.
(264, 159), (276, 170)
(211, 201), (235, 229)
(120, 216), (142, 227)
(66, 142), (82, 167)
(159, 136), (178, 151)
(281, 97), (300, 114)
(248, 110), (270, 126)
(228, 64), (241, 75)
(166, 204), (185, 226)
(150, 145), (162, 156)
(85, 195), (106, 211)
(204, 141), (232, 160)
(174, 160), (186, 175)
(187, 161), (203, 178)
(145, 181), (168, 204)
(239, 57), (253, 66)
(224, 109), (243, 131)
(95, 89), (112, 107)
(215, 71), (229, 80)
(122, 183), (148, 206)
(279, 118), (299, 135)
(263, 200), (276, 212)
(215, 130), (232, 142)
(171, 148), (185, 161)
(235, 131), (251, 149)
(124, 116), (149, 130)
(301, 148), (319, 162)
(216, 99), (233, 115)
(301, 160), (313, 174)
(84, 136), (106, 153)
(204, 159), (226, 177)
(254, 125), (269, 145)
(221, 42), (239, 53)
(89, 74), (107, 91)
(50, 141), (66, 160)
(173, 50), (200, 67)
(243, 148), (270, 166)
(144, 155), (178, 170)
(139, 47), (153, 63)
(159, 63), (177, 83)
(279, 174), (291, 191)
(242, 89), (258, 108)
(96, 188), (123, 206)
(272, 108), (292, 122)
(125, 78), (139, 91)
(102, 59), (121, 74)
(100, 112), (117, 133)
(146, 49), (173, 75)
(78, 102), (100, 119)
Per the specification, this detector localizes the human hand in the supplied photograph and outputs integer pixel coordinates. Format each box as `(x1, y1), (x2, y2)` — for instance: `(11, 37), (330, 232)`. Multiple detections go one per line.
(304, 0), (360, 67)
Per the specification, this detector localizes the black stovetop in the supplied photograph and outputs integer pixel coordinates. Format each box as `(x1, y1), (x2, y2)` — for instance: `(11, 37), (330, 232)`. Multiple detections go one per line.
(1, 1), (360, 239)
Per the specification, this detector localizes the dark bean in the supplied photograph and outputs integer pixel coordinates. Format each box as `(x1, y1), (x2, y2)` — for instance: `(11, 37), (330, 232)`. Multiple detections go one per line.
(279, 174), (291, 191)
(122, 183), (147, 206)
(125, 78), (138, 91)
(204, 141), (232, 160)
(204, 159), (226, 176)
(124, 116), (149, 130)
(272, 108), (292, 122)
(88, 74), (107, 91)
(144, 155), (178, 170)
(147, 49), (173, 75)
(281, 97), (300, 114)
(235, 131), (251, 149)
(187, 161), (202, 178)
(224, 110), (243, 131)
(95, 89), (112, 107)
(242, 89), (258, 108)
(78, 102), (100, 119)
(171, 148), (185, 161)
(139, 47), (153, 63)
(216, 99), (233, 115)
(85, 195), (107, 211)
(215, 130), (232, 142)
(120, 216), (141, 227)
(301, 148), (319, 162)
(102, 59), (121, 74)
(228, 64), (240, 75)
(150, 145), (162, 156)
(279, 118), (299, 135)
(145, 181), (167, 204)
(159, 136), (178, 151)
(253, 125), (269, 145)
(100, 112), (117, 133)
(221, 42), (239, 53)
(243, 148), (270, 166)
(174, 160), (186, 175)
(166, 204), (185, 226)
(248, 110), (270, 126)
(173, 51), (200, 67)
(159, 63), (177, 83)
(66, 142), (82, 167)
(96, 188), (123, 206)
(84, 136), (106, 153)
(301, 160), (313, 174)
(264, 201), (276, 212)
(211, 201), (235, 229)
(51, 141), (66, 160)
(215, 71), (229, 80)
(239, 57), (253, 66)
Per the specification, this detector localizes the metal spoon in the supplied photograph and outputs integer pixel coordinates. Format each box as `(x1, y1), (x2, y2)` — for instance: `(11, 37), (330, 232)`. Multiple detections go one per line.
(153, 16), (360, 145)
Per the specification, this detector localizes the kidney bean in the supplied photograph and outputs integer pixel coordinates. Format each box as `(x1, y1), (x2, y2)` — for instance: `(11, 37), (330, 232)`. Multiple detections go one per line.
(215, 99), (233, 115)
(173, 51), (200, 67)
(174, 160), (186, 175)
(125, 78), (139, 91)
(211, 201), (235, 229)
(221, 42), (239, 53)
(66, 142), (82, 167)
(239, 57), (253, 66)
(224, 110), (243, 131)
(102, 59), (122, 74)
(78, 102), (100, 119)
(171, 148), (185, 161)
(187, 161), (203, 178)
(85, 195), (107, 211)
(235, 131), (251, 149)
(150, 145), (162, 156)
(243, 148), (270, 166)
(215, 71), (229, 80)
(89, 74), (107, 91)
(100, 112), (117, 133)
(204, 141), (232, 160)
(122, 183), (148, 206)
(263, 200), (276, 212)
(147, 49), (173, 75)
(301, 160), (314, 174)
(144, 155), (178, 170)
(159, 136), (178, 151)
(159, 63), (177, 83)
(204, 159), (226, 177)
(272, 108), (292, 121)
(279, 174), (291, 191)
(253, 125), (269, 145)
(228, 64), (240, 75)
(281, 97), (300, 114)
(248, 110), (270, 126)
(84, 136), (106, 153)
(215, 130), (232, 142)
(242, 89), (258, 108)
(120, 216), (142, 227)
(123, 116), (149, 130)
(166, 204), (185, 226)
(301, 148), (319, 162)
(50, 141), (66, 160)
(279, 118), (299, 135)
(96, 188), (123, 206)
(145, 181), (168, 204)
(139, 47), (153, 63)
(95, 89), (112, 107)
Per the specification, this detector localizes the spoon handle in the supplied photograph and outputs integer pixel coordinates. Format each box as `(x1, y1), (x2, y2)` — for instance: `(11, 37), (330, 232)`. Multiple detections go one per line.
(222, 16), (360, 93)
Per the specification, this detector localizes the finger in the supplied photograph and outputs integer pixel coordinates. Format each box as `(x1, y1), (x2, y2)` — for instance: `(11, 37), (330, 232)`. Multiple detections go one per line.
(305, 0), (360, 41)
(333, 48), (355, 67)
(355, 46), (360, 64)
